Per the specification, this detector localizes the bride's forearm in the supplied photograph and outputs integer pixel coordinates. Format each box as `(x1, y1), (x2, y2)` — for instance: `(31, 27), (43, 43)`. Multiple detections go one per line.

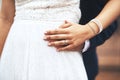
(0, 14), (14, 56)
(0, 0), (15, 56)
(87, 0), (120, 37)
(96, 0), (120, 29)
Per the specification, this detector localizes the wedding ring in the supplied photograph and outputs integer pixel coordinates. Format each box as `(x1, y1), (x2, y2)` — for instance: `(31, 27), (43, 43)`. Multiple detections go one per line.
(63, 40), (68, 46)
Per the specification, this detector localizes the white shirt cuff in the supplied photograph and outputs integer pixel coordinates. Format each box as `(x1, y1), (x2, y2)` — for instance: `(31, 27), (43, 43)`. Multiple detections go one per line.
(82, 40), (90, 53)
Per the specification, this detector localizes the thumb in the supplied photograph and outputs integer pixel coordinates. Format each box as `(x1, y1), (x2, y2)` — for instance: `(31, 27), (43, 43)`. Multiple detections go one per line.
(59, 20), (72, 29)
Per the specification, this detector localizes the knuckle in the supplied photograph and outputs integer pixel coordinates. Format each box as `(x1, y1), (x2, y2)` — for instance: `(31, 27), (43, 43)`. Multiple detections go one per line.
(68, 45), (73, 49)
(60, 41), (64, 44)
(54, 29), (58, 33)
(54, 35), (59, 39)
(67, 34), (72, 39)
(48, 36), (51, 39)
(65, 30), (70, 34)
(66, 47), (69, 50)
(46, 36), (50, 39)
(72, 43), (76, 47)
(54, 42), (59, 46)
(51, 42), (54, 45)
(69, 40), (73, 44)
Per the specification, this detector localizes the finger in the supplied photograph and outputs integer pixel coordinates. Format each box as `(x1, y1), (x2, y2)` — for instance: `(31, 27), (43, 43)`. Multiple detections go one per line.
(44, 34), (71, 40)
(48, 40), (72, 46)
(44, 29), (68, 35)
(56, 44), (83, 52)
(59, 20), (72, 28)
(59, 24), (72, 29)
(57, 44), (74, 51)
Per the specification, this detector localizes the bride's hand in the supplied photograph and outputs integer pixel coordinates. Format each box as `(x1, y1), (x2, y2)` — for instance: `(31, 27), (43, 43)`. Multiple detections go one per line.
(44, 20), (94, 51)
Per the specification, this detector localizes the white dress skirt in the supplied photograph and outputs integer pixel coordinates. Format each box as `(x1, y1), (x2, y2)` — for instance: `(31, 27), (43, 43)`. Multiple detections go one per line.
(0, 0), (88, 80)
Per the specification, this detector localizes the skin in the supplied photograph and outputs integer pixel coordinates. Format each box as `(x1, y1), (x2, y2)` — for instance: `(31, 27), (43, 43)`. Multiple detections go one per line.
(44, 0), (120, 51)
(0, 0), (15, 56)
(0, 0), (120, 56)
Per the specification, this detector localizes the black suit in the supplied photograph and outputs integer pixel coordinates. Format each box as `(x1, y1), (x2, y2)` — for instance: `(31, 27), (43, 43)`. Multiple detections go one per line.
(79, 0), (118, 80)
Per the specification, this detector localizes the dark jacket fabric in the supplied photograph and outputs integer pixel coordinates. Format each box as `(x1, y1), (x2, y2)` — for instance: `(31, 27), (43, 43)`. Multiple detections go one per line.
(79, 0), (118, 80)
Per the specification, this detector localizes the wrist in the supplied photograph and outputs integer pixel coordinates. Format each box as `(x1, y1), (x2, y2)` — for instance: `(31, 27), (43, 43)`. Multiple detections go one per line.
(84, 23), (97, 40)
(90, 18), (103, 33)
(85, 18), (103, 38)
(88, 21), (99, 34)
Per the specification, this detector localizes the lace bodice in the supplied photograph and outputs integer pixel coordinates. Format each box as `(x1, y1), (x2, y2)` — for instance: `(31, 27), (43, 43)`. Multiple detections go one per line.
(15, 0), (79, 6)
(15, 0), (81, 22)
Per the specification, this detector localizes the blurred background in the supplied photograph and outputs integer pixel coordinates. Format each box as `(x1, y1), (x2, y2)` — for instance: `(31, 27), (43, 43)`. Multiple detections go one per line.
(0, 0), (120, 80)
(96, 18), (120, 80)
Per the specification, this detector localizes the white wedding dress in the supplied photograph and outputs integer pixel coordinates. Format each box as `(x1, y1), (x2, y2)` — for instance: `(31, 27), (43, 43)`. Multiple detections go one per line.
(0, 0), (88, 80)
